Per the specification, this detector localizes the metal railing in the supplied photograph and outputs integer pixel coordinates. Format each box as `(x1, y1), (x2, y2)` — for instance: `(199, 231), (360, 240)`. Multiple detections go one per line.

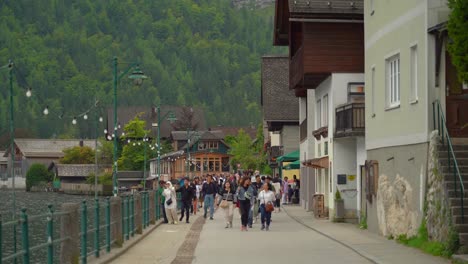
(335, 102), (365, 137)
(0, 190), (176, 264)
(433, 100), (465, 224)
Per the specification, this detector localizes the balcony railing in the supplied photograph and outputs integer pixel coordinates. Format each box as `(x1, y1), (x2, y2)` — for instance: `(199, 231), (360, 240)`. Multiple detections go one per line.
(300, 118), (307, 141)
(290, 45), (304, 90)
(335, 102), (365, 138)
(268, 145), (284, 165)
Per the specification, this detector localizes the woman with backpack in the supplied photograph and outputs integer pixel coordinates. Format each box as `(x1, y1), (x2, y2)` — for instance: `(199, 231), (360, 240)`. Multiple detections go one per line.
(236, 176), (254, 231)
(258, 183), (275, 231)
(163, 181), (178, 224)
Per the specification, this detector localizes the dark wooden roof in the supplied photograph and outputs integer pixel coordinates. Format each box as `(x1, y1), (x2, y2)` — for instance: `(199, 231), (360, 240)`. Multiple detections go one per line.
(106, 106), (207, 139)
(289, 0), (363, 17)
(208, 127), (257, 140)
(262, 55), (299, 125)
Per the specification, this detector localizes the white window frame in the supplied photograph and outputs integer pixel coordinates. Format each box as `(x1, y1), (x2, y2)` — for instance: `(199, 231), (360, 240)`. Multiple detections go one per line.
(323, 94), (328, 127)
(316, 99), (322, 129)
(386, 54), (400, 108)
(410, 45), (418, 103)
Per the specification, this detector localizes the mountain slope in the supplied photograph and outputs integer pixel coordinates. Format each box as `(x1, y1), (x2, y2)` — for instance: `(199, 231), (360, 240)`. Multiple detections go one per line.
(0, 0), (285, 139)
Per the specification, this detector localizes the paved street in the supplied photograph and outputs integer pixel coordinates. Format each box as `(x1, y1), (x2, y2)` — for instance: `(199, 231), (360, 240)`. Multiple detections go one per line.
(193, 207), (372, 264)
(111, 206), (450, 264)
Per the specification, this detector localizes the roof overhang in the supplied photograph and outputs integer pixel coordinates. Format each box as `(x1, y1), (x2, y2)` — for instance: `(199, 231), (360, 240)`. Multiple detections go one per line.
(303, 156), (329, 169)
(274, 0), (290, 46)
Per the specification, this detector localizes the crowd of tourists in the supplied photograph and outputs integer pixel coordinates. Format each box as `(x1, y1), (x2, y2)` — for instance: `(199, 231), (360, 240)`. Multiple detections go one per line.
(157, 172), (300, 232)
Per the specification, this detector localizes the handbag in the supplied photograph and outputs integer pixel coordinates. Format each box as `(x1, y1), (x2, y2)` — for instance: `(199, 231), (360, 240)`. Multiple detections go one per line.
(219, 192), (229, 209)
(264, 192), (274, 212)
(166, 197), (173, 206)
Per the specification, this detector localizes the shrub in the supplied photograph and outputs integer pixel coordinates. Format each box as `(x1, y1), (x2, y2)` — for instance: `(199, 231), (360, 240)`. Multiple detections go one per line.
(85, 171), (113, 186)
(335, 189), (342, 200)
(26, 163), (52, 191)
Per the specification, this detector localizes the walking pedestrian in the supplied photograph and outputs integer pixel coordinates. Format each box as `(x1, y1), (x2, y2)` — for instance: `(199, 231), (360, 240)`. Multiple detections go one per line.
(217, 181), (235, 228)
(177, 178), (194, 223)
(193, 177), (201, 215)
(282, 177), (289, 204)
(202, 175), (218, 220)
(158, 180), (168, 223)
(251, 175), (262, 224)
(258, 183), (275, 231)
(237, 176), (254, 231)
(163, 181), (178, 224)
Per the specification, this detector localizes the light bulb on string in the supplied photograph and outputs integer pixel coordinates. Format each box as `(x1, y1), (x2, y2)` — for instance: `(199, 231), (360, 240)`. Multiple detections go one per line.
(99, 117), (103, 123)
(112, 134), (115, 138)
(26, 88), (32, 98)
(104, 129), (108, 134)
(138, 142), (141, 146)
(83, 114), (88, 120)
(132, 143), (136, 146)
(72, 117), (77, 125)
(127, 139), (131, 143)
(121, 132), (125, 136)
(43, 106), (49, 116)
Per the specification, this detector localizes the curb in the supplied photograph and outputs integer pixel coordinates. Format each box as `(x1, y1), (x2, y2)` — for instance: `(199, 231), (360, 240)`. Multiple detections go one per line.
(89, 220), (164, 264)
(282, 206), (381, 264)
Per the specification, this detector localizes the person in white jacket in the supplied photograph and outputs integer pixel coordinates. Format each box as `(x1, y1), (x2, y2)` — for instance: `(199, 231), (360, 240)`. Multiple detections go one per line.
(163, 181), (178, 224)
(257, 183), (275, 231)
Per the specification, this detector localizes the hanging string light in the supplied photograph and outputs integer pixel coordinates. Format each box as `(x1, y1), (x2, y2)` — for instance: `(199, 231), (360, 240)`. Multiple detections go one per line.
(72, 117), (77, 125)
(83, 114), (88, 120)
(43, 106), (49, 116)
(25, 88), (32, 97)
(99, 117), (103, 123)
(104, 129), (108, 134)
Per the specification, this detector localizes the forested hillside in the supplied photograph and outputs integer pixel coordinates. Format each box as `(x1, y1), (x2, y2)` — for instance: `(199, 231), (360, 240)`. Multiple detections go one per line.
(0, 0), (284, 140)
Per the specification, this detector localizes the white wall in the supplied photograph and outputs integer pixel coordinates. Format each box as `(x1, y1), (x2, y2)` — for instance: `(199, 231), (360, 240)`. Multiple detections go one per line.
(281, 125), (300, 154)
(333, 138), (358, 212)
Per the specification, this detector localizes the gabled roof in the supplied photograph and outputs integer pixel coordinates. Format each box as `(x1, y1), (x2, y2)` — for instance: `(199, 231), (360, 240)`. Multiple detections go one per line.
(262, 56), (299, 123)
(171, 130), (225, 141)
(107, 106), (207, 139)
(209, 127), (258, 140)
(3, 139), (96, 158)
(289, 0), (363, 17)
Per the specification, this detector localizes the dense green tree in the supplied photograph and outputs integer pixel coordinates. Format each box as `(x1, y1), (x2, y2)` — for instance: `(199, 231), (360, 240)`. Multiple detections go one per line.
(448, 0), (468, 84)
(60, 146), (95, 164)
(0, 1), (285, 147)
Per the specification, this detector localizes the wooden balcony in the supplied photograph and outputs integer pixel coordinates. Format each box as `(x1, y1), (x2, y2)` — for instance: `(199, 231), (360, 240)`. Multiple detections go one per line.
(300, 118), (307, 142)
(335, 102), (365, 138)
(290, 45), (304, 90)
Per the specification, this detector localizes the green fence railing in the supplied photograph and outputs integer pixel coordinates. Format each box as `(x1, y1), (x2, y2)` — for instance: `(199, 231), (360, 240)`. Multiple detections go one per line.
(433, 99), (465, 223)
(1, 189), (179, 264)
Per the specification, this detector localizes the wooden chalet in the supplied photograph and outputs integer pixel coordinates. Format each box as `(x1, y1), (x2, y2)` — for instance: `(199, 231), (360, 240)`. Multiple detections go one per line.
(275, 0), (364, 96)
(149, 130), (231, 181)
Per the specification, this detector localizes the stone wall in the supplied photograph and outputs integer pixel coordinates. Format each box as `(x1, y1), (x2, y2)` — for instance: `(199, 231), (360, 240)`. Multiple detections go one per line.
(366, 142), (427, 236)
(426, 131), (452, 242)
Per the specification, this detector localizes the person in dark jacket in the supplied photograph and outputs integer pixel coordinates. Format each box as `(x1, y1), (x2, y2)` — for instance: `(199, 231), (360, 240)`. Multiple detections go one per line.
(176, 178), (194, 223)
(202, 175), (218, 220)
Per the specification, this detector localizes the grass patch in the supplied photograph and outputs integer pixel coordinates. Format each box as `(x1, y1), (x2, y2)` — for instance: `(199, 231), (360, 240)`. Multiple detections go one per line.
(359, 214), (368, 230)
(396, 219), (458, 257)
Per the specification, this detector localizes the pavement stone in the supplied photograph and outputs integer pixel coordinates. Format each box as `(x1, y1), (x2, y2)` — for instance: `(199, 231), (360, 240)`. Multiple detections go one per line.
(283, 205), (450, 264)
(193, 206), (374, 264)
(111, 214), (201, 264)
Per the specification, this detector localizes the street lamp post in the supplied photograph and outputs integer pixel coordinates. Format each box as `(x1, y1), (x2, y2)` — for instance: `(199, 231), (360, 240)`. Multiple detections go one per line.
(152, 106), (176, 181)
(94, 110), (103, 199)
(185, 129), (200, 178)
(112, 57), (147, 196)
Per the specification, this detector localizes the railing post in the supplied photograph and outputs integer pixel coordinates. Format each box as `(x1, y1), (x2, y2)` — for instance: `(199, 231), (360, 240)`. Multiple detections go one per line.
(105, 198), (111, 253)
(123, 197), (128, 241)
(81, 201), (87, 264)
(0, 214), (2, 264)
(47, 205), (54, 264)
(94, 199), (100, 258)
(437, 105), (441, 137)
(155, 191), (160, 220)
(454, 162), (458, 198)
(130, 195), (134, 237)
(432, 101), (436, 131)
(461, 184), (465, 224)
(21, 208), (30, 264)
(126, 196), (130, 238)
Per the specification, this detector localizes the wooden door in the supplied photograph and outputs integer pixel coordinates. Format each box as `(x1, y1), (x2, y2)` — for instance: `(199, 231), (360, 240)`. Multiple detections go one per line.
(446, 52), (468, 137)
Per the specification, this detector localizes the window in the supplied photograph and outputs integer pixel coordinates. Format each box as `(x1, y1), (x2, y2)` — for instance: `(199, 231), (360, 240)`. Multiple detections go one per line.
(316, 99), (322, 129)
(410, 45), (418, 102)
(198, 141), (218, 150)
(324, 141), (328, 156)
(317, 143), (321, 157)
(386, 54), (400, 107)
(371, 67), (375, 115)
(323, 95), (328, 127)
